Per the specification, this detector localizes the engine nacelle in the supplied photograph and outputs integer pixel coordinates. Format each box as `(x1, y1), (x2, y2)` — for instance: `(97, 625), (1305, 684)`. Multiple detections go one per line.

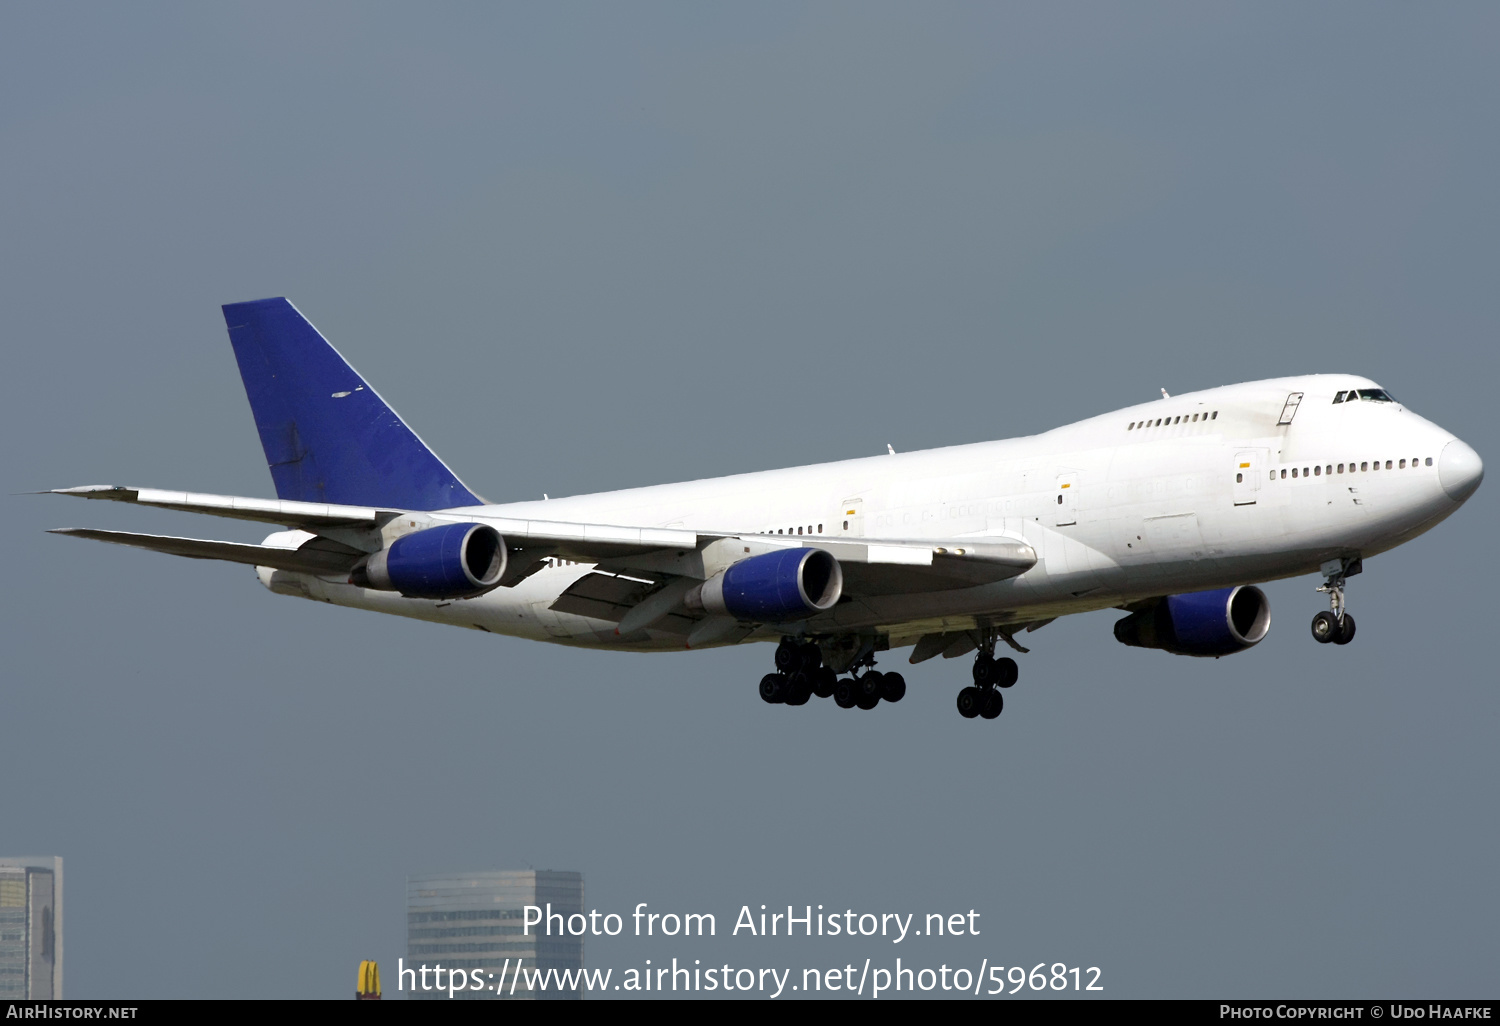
(686, 548), (843, 622)
(354, 522), (506, 599)
(1113, 585), (1271, 657)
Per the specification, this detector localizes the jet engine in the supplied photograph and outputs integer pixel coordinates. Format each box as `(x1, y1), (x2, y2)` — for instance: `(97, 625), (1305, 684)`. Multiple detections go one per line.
(1113, 585), (1271, 657)
(352, 522), (506, 599)
(685, 548), (843, 622)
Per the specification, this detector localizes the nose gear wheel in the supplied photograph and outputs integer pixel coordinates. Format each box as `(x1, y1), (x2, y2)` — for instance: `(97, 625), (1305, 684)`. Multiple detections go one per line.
(1312, 558), (1361, 646)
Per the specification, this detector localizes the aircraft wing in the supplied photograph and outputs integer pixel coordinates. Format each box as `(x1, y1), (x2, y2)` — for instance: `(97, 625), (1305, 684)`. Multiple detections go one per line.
(48, 486), (1037, 600)
(47, 485), (700, 559)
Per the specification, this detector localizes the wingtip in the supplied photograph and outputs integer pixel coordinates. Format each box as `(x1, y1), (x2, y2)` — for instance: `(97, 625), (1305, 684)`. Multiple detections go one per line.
(46, 485), (138, 499)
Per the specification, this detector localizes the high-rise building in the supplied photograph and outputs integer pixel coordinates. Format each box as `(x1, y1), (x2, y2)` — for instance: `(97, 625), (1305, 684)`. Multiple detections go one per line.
(0, 857), (62, 999)
(405, 870), (583, 1000)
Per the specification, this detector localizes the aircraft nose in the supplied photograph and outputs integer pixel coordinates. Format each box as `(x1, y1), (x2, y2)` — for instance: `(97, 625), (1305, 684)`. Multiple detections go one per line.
(1438, 438), (1484, 502)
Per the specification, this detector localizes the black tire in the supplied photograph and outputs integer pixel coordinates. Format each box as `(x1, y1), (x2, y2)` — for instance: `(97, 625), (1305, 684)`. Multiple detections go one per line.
(1311, 610), (1339, 644)
(956, 686), (982, 719)
(880, 671), (907, 703)
(980, 688), (1003, 719)
(1334, 613), (1357, 645)
(774, 640), (801, 673)
(811, 666), (837, 699)
(995, 657), (1018, 689)
(833, 679), (858, 709)
(972, 654), (996, 686)
(785, 672), (813, 706)
(799, 644), (823, 671)
(759, 673), (788, 703)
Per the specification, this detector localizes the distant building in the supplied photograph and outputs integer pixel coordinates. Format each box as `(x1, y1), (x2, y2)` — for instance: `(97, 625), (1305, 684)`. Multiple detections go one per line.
(406, 870), (583, 1000)
(0, 857), (62, 999)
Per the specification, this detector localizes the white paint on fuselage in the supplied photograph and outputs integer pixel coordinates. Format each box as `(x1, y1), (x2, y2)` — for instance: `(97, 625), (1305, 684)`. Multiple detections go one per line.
(269, 375), (1477, 654)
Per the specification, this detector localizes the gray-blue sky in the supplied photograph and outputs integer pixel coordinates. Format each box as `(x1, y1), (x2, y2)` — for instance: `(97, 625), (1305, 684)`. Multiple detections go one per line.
(2, 2), (1495, 998)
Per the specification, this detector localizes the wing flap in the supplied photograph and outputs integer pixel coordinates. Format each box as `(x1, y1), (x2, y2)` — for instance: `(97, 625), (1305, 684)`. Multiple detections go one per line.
(49, 528), (364, 575)
(549, 571), (695, 635)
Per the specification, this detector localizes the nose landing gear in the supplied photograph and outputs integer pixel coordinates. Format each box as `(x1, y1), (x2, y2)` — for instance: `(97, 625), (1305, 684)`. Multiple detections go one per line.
(1311, 557), (1361, 646)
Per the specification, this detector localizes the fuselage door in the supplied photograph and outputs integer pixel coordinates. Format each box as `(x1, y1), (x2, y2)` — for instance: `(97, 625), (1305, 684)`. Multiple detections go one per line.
(1278, 392), (1304, 425)
(839, 498), (864, 537)
(1233, 450), (1263, 506)
(1055, 473), (1078, 526)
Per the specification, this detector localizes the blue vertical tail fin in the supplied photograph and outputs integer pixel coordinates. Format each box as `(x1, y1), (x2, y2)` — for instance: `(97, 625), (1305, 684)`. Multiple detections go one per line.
(222, 298), (483, 510)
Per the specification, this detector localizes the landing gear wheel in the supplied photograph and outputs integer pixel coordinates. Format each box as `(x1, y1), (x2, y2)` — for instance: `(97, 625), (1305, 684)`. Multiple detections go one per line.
(759, 673), (788, 704)
(856, 672), (883, 710)
(994, 657), (1018, 689)
(784, 672), (813, 706)
(1333, 613), (1356, 645)
(957, 686), (982, 719)
(811, 666), (837, 699)
(774, 639), (801, 673)
(880, 671), (907, 703)
(1311, 610), (1340, 644)
(833, 679), (858, 709)
(979, 688), (1004, 719)
(972, 654), (998, 687)
(799, 643), (823, 671)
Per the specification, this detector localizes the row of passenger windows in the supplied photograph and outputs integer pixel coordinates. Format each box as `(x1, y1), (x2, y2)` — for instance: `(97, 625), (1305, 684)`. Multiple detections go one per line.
(772, 524), (824, 535)
(1127, 411), (1218, 430)
(1270, 457), (1431, 480)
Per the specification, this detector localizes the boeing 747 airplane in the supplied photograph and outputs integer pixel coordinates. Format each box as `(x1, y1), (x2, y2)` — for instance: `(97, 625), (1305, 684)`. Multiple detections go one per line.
(49, 298), (1483, 719)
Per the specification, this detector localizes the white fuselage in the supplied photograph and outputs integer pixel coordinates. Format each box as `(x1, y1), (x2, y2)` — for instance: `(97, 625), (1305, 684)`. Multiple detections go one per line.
(261, 375), (1479, 653)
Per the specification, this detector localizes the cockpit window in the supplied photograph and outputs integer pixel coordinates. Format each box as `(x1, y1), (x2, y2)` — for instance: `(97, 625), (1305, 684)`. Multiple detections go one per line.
(1333, 390), (1347, 403)
(1356, 388), (1396, 403)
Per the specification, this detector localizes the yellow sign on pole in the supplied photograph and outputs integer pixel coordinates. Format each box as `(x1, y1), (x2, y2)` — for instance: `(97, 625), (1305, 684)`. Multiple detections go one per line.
(356, 960), (381, 1000)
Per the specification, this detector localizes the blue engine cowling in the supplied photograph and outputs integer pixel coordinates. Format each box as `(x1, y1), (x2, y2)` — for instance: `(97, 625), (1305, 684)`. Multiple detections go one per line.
(1113, 585), (1271, 657)
(356, 522), (507, 599)
(686, 548), (843, 622)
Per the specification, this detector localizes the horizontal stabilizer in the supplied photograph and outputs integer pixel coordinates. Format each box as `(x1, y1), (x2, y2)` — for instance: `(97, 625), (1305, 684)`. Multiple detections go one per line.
(50, 528), (364, 575)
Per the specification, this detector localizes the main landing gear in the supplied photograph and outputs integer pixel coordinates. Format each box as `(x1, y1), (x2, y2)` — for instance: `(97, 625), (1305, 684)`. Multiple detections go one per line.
(956, 636), (1018, 721)
(760, 638), (905, 711)
(1310, 557), (1361, 646)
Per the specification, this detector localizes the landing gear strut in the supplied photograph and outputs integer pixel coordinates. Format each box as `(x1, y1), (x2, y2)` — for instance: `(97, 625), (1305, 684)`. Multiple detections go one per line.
(762, 638), (903, 711)
(957, 630), (1018, 720)
(1311, 557), (1361, 646)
